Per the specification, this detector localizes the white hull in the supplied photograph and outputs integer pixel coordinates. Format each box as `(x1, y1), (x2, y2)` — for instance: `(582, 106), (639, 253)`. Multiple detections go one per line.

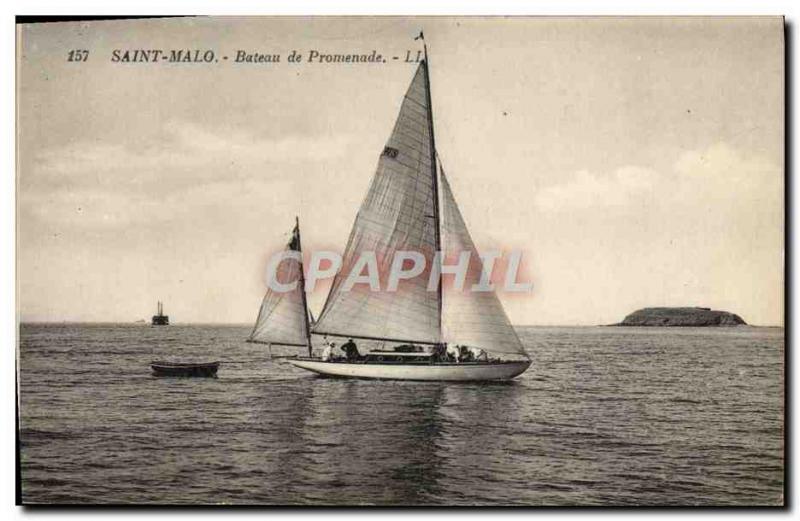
(286, 359), (531, 381)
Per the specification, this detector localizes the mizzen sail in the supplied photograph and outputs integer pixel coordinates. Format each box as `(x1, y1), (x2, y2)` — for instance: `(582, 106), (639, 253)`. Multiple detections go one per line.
(439, 170), (528, 357)
(249, 222), (312, 348)
(312, 62), (440, 343)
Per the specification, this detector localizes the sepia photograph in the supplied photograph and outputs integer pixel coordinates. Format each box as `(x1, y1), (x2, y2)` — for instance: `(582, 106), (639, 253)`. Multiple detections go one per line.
(15, 15), (784, 506)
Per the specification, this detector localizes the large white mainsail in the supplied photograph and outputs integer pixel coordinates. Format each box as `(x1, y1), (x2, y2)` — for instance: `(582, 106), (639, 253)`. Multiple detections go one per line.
(439, 169), (528, 358)
(249, 220), (313, 352)
(312, 62), (440, 344)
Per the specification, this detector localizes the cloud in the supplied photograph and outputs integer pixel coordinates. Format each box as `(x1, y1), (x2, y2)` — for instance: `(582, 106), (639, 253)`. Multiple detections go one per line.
(20, 121), (353, 230)
(527, 142), (783, 326)
(21, 178), (296, 230)
(533, 142), (782, 215)
(672, 142), (782, 205)
(28, 120), (351, 186)
(533, 165), (660, 212)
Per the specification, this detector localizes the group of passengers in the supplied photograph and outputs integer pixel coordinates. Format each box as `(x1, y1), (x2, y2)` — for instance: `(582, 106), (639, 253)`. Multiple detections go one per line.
(319, 338), (488, 363)
(320, 338), (361, 362)
(433, 343), (488, 363)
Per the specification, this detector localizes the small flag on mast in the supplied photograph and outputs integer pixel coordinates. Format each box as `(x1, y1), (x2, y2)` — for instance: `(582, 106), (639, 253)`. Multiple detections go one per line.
(414, 31), (424, 41)
(289, 219), (300, 251)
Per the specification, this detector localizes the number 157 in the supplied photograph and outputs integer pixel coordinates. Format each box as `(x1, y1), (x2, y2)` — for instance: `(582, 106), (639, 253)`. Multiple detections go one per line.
(67, 50), (89, 62)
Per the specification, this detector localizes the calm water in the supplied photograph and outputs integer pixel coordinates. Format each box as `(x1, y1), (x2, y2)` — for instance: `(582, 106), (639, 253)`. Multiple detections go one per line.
(18, 324), (783, 505)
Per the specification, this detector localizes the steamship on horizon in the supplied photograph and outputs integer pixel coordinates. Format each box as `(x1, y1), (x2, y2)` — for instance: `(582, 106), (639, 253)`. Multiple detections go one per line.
(151, 301), (169, 326)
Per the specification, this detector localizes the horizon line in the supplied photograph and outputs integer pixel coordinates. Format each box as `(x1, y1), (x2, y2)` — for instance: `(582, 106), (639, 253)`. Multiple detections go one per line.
(16, 320), (785, 328)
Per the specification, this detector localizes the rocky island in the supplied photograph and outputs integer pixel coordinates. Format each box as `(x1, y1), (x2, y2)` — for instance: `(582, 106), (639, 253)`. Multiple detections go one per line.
(616, 307), (747, 327)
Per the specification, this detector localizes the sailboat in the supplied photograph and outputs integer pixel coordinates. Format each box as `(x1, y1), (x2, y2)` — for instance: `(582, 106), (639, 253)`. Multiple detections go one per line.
(250, 44), (531, 381)
(248, 217), (314, 357)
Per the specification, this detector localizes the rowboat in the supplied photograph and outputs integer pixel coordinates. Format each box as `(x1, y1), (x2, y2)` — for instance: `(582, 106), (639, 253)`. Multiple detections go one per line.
(150, 361), (220, 377)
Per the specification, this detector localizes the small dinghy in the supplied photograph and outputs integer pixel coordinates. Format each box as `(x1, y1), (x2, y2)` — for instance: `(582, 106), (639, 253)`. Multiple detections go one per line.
(150, 361), (220, 377)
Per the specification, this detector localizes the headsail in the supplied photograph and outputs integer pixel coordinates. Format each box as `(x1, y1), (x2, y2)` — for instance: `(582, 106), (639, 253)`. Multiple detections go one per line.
(312, 62), (441, 344)
(439, 169), (529, 358)
(249, 220), (312, 349)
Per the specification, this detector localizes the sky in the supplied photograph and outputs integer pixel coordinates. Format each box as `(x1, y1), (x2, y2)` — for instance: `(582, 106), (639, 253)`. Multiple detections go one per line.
(17, 16), (784, 326)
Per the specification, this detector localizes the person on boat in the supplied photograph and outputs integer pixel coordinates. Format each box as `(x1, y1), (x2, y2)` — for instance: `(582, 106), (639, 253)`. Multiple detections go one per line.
(431, 343), (446, 362)
(446, 344), (460, 362)
(468, 346), (488, 362)
(341, 338), (360, 361)
(321, 341), (335, 362)
(459, 345), (475, 362)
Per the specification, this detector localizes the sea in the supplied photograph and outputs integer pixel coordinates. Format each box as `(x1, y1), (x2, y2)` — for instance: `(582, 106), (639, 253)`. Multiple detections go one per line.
(17, 323), (784, 506)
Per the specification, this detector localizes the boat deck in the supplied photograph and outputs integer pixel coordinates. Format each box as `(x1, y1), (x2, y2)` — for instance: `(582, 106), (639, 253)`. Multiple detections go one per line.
(294, 356), (523, 366)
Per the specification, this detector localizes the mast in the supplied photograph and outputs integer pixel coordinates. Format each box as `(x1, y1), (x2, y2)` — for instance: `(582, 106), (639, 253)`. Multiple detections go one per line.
(422, 42), (443, 341)
(295, 216), (313, 357)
